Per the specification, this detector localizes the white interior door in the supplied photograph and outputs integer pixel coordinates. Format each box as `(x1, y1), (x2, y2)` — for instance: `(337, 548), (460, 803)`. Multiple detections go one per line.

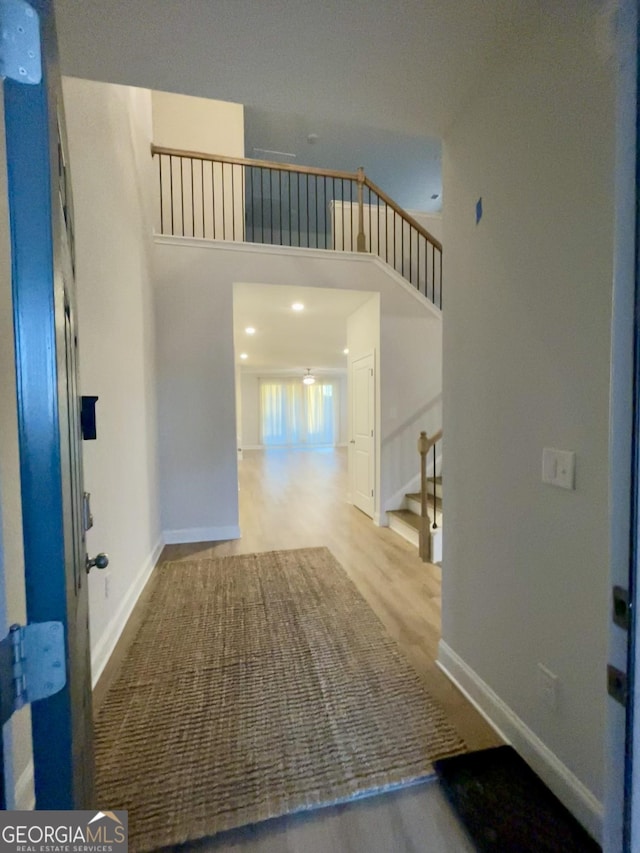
(350, 352), (375, 518)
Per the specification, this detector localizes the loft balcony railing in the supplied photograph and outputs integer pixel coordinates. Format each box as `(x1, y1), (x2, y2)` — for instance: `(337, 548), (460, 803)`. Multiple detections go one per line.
(151, 145), (443, 309)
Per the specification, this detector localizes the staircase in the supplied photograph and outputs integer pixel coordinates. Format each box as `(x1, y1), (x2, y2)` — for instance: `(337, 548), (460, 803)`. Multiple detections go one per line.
(388, 478), (442, 562)
(387, 431), (443, 564)
(150, 147), (444, 542)
(151, 145), (443, 309)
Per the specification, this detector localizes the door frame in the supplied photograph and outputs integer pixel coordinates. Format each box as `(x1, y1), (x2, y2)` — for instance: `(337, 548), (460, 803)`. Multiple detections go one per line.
(3, 0), (94, 808)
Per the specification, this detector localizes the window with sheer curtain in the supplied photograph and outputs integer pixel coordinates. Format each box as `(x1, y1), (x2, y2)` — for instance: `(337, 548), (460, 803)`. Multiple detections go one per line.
(260, 378), (339, 446)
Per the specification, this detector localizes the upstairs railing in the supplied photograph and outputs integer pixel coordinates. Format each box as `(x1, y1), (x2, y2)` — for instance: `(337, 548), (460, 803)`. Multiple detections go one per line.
(418, 429), (442, 562)
(151, 145), (443, 309)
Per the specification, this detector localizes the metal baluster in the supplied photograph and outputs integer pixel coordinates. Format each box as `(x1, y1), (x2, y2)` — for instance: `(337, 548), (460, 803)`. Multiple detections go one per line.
(350, 180), (353, 250)
(341, 180), (345, 250)
(288, 171), (292, 246)
(211, 161), (216, 240)
(297, 172), (301, 247)
(409, 224), (413, 287)
(432, 444), (438, 530)
(231, 163), (236, 241)
(393, 210), (397, 271)
(190, 158), (194, 237)
(307, 172), (311, 249)
(200, 159), (205, 238)
(242, 164), (246, 242)
(180, 158), (185, 236)
(222, 163), (227, 240)
(432, 244), (435, 304)
(169, 156), (174, 235)
(323, 176), (327, 249)
(270, 169), (274, 245)
(279, 170), (283, 245)
(439, 249), (443, 308)
(260, 168), (265, 243)
(158, 154), (164, 234)
(368, 185), (371, 255)
(418, 431), (430, 562)
(249, 166), (254, 242)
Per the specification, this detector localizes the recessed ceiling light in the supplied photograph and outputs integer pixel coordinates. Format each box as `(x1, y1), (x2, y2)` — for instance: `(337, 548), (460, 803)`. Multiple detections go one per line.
(240, 353), (248, 360)
(291, 302), (304, 311)
(245, 327), (256, 335)
(343, 348), (349, 355)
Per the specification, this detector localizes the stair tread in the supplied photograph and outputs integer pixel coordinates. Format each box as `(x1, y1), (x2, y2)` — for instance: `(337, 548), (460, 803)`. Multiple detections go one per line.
(405, 492), (442, 503)
(388, 509), (422, 531)
(406, 492), (442, 506)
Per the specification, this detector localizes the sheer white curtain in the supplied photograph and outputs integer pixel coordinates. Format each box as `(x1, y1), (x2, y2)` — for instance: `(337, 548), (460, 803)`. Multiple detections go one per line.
(260, 378), (339, 446)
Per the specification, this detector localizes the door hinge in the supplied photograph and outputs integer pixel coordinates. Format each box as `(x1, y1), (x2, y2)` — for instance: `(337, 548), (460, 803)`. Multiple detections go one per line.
(607, 664), (628, 706)
(0, 0), (41, 84)
(0, 622), (66, 726)
(612, 585), (631, 630)
(83, 491), (94, 531)
(371, 489), (374, 497)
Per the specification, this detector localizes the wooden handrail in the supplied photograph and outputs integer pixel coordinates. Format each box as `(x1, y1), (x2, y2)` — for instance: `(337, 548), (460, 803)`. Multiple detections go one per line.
(150, 144), (359, 182)
(151, 144), (443, 306)
(364, 176), (442, 252)
(151, 144), (442, 251)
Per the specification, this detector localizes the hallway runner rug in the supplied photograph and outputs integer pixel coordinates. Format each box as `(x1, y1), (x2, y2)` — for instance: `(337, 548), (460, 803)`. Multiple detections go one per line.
(94, 547), (466, 851)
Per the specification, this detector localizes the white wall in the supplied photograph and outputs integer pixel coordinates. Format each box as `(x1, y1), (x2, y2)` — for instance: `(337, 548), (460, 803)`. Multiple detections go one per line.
(0, 86), (34, 811)
(606, 2), (637, 848)
(153, 238), (441, 533)
(240, 373), (261, 448)
(151, 91), (244, 157)
(152, 91), (244, 242)
(63, 77), (163, 683)
(154, 256), (239, 543)
(440, 5), (613, 840)
(240, 371), (348, 449)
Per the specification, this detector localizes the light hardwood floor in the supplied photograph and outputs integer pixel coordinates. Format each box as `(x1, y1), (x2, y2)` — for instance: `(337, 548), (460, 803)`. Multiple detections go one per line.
(96, 447), (500, 852)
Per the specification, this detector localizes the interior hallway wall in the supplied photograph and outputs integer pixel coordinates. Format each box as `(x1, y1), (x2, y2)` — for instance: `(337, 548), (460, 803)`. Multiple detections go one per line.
(440, 5), (614, 839)
(63, 77), (163, 683)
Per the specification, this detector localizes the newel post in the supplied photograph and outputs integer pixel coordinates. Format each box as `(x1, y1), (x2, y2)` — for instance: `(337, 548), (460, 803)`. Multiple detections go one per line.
(356, 166), (366, 252)
(418, 431), (432, 562)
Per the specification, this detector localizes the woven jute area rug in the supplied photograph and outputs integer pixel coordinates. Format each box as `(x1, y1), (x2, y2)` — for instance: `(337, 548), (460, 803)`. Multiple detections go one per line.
(95, 547), (465, 851)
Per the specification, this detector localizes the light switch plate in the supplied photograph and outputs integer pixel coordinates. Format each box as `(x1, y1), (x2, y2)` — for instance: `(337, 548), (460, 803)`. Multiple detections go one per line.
(542, 448), (575, 490)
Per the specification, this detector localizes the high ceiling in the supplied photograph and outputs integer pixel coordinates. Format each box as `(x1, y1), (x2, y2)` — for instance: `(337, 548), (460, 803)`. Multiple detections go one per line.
(233, 283), (374, 372)
(55, 0), (545, 138)
(244, 107), (442, 211)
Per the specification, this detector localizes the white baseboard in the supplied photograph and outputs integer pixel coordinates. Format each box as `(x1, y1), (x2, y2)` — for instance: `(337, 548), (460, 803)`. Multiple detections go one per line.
(90, 534), (164, 687)
(163, 525), (241, 545)
(437, 641), (603, 843)
(15, 760), (34, 810)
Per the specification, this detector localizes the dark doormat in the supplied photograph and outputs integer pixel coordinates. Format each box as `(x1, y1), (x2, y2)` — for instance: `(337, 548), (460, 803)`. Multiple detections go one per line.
(433, 745), (601, 853)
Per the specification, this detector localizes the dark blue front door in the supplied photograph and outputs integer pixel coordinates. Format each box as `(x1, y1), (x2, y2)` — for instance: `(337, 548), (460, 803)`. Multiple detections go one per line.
(3, 0), (94, 808)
